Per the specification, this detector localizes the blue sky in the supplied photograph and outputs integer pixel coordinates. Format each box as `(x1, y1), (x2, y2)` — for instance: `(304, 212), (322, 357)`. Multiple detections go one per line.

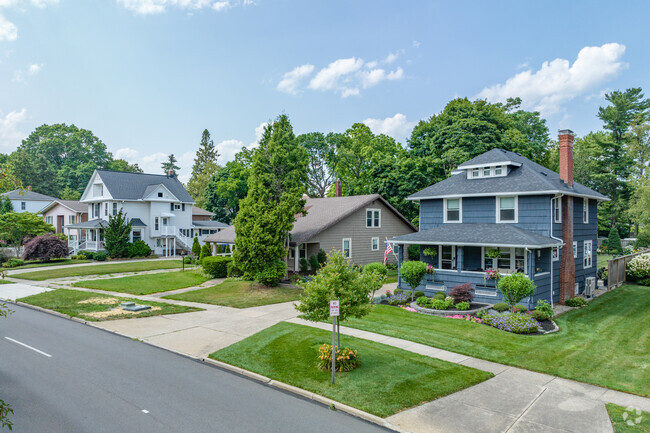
(1, 0), (649, 182)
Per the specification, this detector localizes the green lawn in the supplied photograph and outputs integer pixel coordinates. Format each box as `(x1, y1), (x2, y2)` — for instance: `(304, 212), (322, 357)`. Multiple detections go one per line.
(11, 260), (186, 281)
(164, 278), (303, 308)
(598, 254), (614, 269)
(211, 322), (492, 417)
(4, 258), (92, 270)
(0, 279), (13, 284)
(73, 270), (209, 295)
(385, 269), (398, 284)
(343, 284), (649, 397)
(18, 289), (202, 321)
(607, 403), (650, 433)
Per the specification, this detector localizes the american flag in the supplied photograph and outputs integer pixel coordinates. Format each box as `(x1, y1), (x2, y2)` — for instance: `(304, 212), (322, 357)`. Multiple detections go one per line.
(384, 241), (393, 265)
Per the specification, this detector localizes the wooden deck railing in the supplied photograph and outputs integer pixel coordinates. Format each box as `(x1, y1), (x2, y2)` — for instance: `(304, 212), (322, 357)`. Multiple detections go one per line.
(607, 249), (650, 290)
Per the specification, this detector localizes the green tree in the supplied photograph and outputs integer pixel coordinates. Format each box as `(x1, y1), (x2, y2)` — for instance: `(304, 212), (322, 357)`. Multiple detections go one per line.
(628, 178), (650, 230)
(161, 154), (180, 173)
(400, 261), (428, 301)
(497, 273), (536, 307)
(109, 159), (143, 173)
(296, 132), (335, 197)
(199, 243), (211, 263)
(192, 236), (201, 256)
(0, 162), (21, 193)
(0, 196), (13, 214)
(233, 115), (308, 282)
(606, 226), (623, 254)
(204, 147), (253, 224)
(60, 186), (81, 200)
(103, 209), (132, 258)
(0, 212), (54, 255)
(187, 130), (220, 208)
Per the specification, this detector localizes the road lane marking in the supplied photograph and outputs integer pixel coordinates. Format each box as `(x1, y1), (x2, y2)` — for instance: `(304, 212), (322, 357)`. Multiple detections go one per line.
(4, 337), (52, 358)
(142, 409), (149, 414)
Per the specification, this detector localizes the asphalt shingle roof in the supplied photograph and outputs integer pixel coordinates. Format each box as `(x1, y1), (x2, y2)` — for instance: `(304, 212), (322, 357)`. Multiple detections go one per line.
(66, 219), (108, 229)
(96, 170), (194, 203)
(1, 189), (56, 201)
(389, 223), (562, 249)
(192, 220), (228, 228)
(204, 194), (416, 246)
(130, 218), (147, 227)
(410, 149), (608, 201)
(192, 206), (214, 216)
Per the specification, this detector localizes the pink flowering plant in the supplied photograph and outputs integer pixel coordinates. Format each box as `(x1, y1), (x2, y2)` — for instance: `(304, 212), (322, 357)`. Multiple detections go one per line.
(484, 269), (501, 281)
(444, 314), (482, 324)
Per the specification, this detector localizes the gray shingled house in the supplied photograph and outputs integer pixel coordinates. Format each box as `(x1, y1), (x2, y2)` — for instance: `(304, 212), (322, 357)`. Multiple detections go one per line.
(204, 194), (416, 271)
(390, 130), (608, 307)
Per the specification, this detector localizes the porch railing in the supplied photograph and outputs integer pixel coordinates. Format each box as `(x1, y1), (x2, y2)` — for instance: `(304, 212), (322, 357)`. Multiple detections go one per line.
(154, 226), (193, 251)
(607, 248), (650, 290)
(84, 240), (105, 251)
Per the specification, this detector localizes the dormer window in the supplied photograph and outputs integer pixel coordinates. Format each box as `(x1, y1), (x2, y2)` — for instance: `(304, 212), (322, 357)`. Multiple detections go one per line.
(483, 167), (491, 176)
(468, 165), (506, 179)
(494, 166), (503, 176)
(472, 168), (479, 177)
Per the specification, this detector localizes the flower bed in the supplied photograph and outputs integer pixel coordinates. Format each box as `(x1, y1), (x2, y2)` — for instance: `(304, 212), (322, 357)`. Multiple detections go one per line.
(410, 301), (491, 316)
(481, 312), (541, 334)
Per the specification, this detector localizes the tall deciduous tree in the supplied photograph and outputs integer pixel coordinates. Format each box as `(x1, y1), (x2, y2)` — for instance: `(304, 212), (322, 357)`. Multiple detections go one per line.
(296, 132), (335, 197)
(109, 159), (143, 173)
(0, 212), (55, 255)
(161, 154), (180, 173)
(104, 209), (132, 258)
(204, 147), (253, 224)
(233, 115), (308, 281)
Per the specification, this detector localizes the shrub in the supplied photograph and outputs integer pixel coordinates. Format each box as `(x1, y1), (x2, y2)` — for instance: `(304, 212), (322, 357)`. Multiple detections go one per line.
(2, 258), (24, 268)
(416, 296), (430, 307)
(430, 299), (450, 310)
(317, 249), (327, 267)
(299, 258), (309, 273)
(565, 297), (587, 307)
(202, 256), (232, 278)
(386, 292), (411, 305)
(255, 259), (286, 286)
(493, 302), (509, 312)
(482, 312), (541, 334)
(363, 262), (388, 278)
(635, 231), (650, 249)
(183, 256), (192, 264)
(498, 273), (536, 307)
(94, 252), (107, 261)
(127, 240), (151, 258)
(638, 278), (650, 286)
(534, 299), (553, 319)
(529, 310), (548, 321)
(309, 254), (320, 271)
(512, 304), (527, 313)
(104, 209), (131, 258)
(394, 288), (403, 295)
(455, 301), (470, 311)
(22, 235), (68, 262)
(192, 236), (201, 256)
(227, 260), (243, 278)
(401, 260), (428, 301)
(407, 244), (420, 260)
(450, 282), (474, 304)
(79, 251), (94, 260)
(414, 290), (425, 298)
(317, 344), (360, 372)
(433, 292), (446, 300)
(199, 244), (212, 263)
(626, 253), (650, 281)
(386, 263), (398, 271)
(606, 226), (623, 254)
(215, 244), (223, 254)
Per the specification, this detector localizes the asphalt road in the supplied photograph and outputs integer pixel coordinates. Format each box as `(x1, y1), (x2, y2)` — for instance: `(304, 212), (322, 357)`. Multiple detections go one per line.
(0, 304), (388, 433)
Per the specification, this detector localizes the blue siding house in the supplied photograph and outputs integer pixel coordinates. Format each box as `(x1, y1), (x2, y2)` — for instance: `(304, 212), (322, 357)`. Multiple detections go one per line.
(390, 130), (608, 307)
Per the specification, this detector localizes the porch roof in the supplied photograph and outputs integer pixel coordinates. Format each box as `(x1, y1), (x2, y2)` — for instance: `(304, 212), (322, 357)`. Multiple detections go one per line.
(130, 218), (147, 227)
(66, 218), (108, 229)
(389, 223), (563, 249)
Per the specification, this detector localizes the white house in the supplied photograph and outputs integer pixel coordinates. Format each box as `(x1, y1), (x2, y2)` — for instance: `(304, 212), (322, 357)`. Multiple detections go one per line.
(1, 188), (55, 214)
(39, 200), (89, 241)
(67, 169), (226, 256)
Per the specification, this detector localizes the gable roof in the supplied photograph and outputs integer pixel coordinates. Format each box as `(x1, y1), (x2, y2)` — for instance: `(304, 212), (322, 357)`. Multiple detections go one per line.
(409, 149), (609, 201)
(204, 194), (416, 246)
(95, 170), (194, 203)
(192, 205), (214, 216)
(39, 199), (88, 214)
(1, 189), (56, 201)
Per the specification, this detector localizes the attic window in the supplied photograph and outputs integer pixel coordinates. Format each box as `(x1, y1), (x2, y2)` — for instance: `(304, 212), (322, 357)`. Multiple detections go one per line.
(469, 165), (506, 179)
(158, 192), (163, 198)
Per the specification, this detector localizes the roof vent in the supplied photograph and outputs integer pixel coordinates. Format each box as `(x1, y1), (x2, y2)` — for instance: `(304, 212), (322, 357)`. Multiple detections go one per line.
(541, 172), (548, 176)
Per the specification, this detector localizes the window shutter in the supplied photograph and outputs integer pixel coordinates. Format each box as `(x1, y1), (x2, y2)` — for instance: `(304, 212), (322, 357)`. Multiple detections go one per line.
(182, 203), (185, 211)
(170, 203), (174, 212)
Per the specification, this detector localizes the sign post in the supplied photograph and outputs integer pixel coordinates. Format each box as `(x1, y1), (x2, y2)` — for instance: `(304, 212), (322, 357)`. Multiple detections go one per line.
(329, 300), (339, 384)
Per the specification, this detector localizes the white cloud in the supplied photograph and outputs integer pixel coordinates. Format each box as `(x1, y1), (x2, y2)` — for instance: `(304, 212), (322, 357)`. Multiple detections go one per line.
(363, 113), (416, 143)
(13, 62), (43, 82)
(359, 66), (403, 88)
(0, 108), (27, 151)
(309, 57), (363, 92)
(115, 147), (140, 160)
(412, 40), (420, 48)
(277, 64), (314, 95)
(384, 51), (402, 64)
(117, 0), (246, 14)
(216, 139), (244, 163)
(476, 43), (627, 115)
(113, 148), (194, 182)
(254, 121), (268, 143)
(0, 14), (17, 41)
(27, 63), (41, 74)
(0, 0), (57, 42)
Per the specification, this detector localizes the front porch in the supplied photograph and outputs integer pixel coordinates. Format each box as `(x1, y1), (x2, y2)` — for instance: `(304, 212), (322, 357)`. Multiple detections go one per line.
(66, 219), (109, 253)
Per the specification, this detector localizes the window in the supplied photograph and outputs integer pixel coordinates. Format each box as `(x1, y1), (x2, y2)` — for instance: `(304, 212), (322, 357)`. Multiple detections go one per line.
(584, 241), (592, 268)
(468, 165), (506, 179)
(342, 238), (351, 258)
(69, 215), (76, 224)
(371, 237), (379, 251)
(69, 235), (77, 241)
(553, 198), (562, 223)
(182, 203), (185, 211)
(104, 203), (108, 216)
(366, 209), (380, 228)
(174, 204), (181, 210)
(552, 247), (559, 261)
(441, 245), (455, 269)
(583, 198), (589, 224)
(515, 248), (525, 271)
(573, 241), (578, 259)
(46, 216), (53, 224)
(21, 201), (25, 210)
(484, 247), (527, 273)
(132, 230), (141, 242)
(483, 167), (491, 176)
(471, 168), (480, 178)
(155, 217), (159, 231)
(112, 203), (118, 216)
(497, 196), (517, 223)
(299, 244), (307, 259)
(156, 239), (161, 247)
(444, 198), (461, 223)
(158, 192), (163, 198)
(494, 166), (503, 176)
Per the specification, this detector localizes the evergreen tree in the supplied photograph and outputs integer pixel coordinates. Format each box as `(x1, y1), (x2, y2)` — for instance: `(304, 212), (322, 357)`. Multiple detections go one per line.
(191, 129), (219, 178)
(606, 226), (623, 254)
(103, 209), (132, 258)
(0, 197), (13, 214)
(199, 243), (212, 263)
(191, 236), (201, 256)
(233, 115), (308, 281)
(215, 244), (223, 254)
(161, 154), (180, 173)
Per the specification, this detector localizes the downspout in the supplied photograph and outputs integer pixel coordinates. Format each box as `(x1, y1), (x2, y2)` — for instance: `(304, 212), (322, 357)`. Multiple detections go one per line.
(549, 195), (564, 307)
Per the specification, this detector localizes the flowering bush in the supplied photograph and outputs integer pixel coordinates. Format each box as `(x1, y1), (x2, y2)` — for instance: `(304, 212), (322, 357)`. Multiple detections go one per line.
(485, 269), (501, 280)
(426, 264), (435, 274)
(385, 290), (392, 297)
(444, 314), (482, 323)
(400, 305), (417, 312)
(627, 253), (650, 281)
(386, 292), (411, 305)
(482, 312), (541, 334)
(317, 344), (360, 372)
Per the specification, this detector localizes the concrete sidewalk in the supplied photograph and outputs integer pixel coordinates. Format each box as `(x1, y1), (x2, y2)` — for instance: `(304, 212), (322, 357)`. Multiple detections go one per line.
(290, 318), (650, 433)
(4, 257), (185, 275)
(0, 282), (51, 300)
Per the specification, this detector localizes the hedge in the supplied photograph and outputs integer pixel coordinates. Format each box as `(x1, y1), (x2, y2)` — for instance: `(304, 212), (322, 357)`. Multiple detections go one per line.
(202, 256), (232, 278)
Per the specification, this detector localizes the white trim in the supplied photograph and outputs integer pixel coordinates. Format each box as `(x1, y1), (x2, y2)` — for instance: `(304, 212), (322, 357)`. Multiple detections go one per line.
(583, 198), (589, 224)
(552, 247), (559, 261)
(575, 282), (580, 296)
(443, 198), (462, 223)
(553, 197), (562, 223)
(455, 161), (522, 171)
(342, 238), (352, 259)
(496, 195), (518, 223)
(408, 190), (609, 202)
(371, 237), (379, 251)
(465, 164), (508, 179)
(390, 239), (562, 249)
(583, 240), (593, 268)
(573, 241), (578, 259)
(481, 246), (527, 274)
(534, 272), (550, 277)
(365, 208), (381, 228)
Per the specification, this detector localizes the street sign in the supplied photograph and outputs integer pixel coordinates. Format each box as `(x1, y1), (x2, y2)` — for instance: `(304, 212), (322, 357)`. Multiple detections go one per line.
(329, 300), (339, 317)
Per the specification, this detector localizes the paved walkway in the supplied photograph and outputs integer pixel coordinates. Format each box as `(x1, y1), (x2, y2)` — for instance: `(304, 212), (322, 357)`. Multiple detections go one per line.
(0, 282), (51, 300)
(4, 257), (184, 276)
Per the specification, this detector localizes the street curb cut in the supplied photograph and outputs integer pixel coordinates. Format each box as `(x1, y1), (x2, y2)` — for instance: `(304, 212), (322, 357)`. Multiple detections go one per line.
(202, 357), (405, 432)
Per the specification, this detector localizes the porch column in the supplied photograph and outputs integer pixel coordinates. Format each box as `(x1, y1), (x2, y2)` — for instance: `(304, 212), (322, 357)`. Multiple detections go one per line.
(397, 244), (404, 288)
(528, 250), (535, 280)
(294, 245), (299, 271)
(457, 246), (464, 273)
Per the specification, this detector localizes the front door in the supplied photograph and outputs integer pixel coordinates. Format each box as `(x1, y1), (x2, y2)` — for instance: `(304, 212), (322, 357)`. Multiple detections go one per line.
(57, 215), (64, 233)
(441, 246), (456, 269)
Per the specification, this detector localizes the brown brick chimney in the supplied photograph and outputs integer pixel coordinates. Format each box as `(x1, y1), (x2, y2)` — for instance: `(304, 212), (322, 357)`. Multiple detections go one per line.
(334, 179), (342, 197)
(558, 129), (575, 304)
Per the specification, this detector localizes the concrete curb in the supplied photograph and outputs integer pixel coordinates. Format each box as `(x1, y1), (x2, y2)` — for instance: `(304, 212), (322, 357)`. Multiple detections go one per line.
(202, 357), (404, 432)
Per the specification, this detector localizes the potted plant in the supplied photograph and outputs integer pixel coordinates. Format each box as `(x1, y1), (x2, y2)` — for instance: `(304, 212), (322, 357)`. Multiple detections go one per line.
(484, 269), (501, 288)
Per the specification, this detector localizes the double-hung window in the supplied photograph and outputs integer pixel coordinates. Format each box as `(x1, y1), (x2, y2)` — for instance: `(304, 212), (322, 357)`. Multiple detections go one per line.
(371, 237), (379, 251)
(553, 198), (562, 223)
(497, 196), (517, 223)
(154, 217), (159, 231)
(46, 216), (53, 224)
(21, 202), (25, 210)
(583, 241), (593, 268)
(583, 198), (589, 224)
(342, 238), (351, 258)
(104, 203), (108, 216)
(573, 241), (578, 259)
(69, 215), (76, 224)
(444, 198), (461, 223)
(366, 209), (380, 228)
(112, 203), (118, 216)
